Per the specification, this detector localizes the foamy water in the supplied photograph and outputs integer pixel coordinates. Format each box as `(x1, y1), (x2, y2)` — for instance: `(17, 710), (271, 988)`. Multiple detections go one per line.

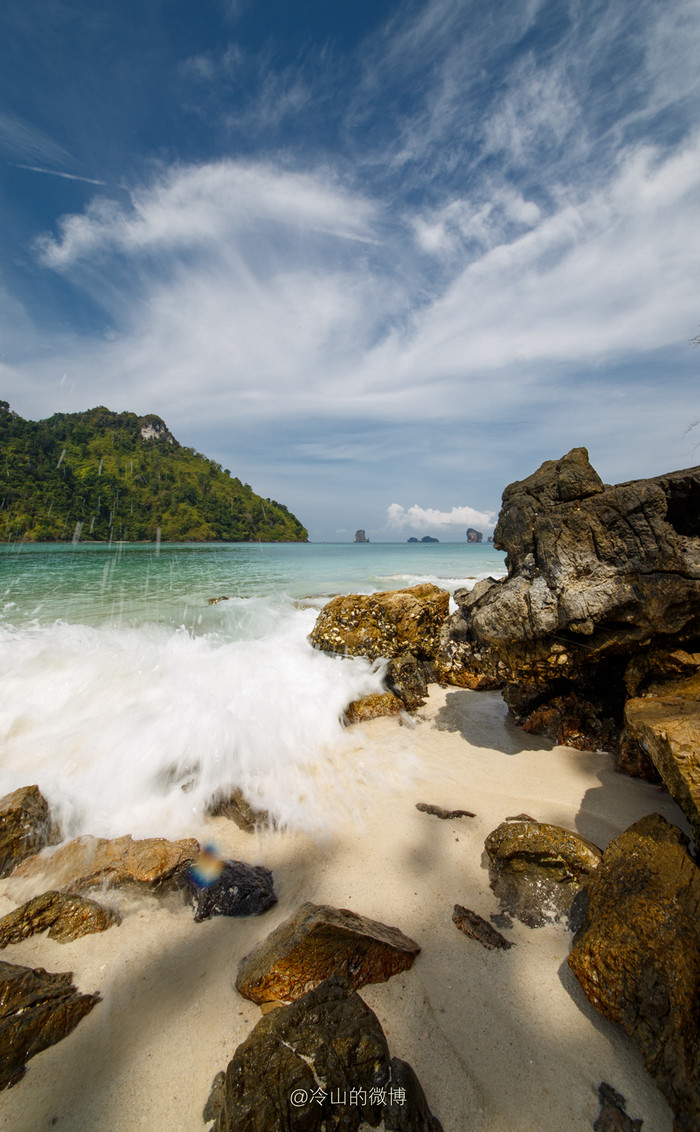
(0, 541), (505, 841)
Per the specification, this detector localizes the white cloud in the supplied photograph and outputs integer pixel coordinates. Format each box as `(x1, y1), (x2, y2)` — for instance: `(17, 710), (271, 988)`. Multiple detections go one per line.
(37, 160), (377, 269)
(387, 503), (496, 531)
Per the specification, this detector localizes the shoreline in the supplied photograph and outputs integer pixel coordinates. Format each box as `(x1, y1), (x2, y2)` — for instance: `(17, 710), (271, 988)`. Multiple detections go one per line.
(0, 685), (684, 1131)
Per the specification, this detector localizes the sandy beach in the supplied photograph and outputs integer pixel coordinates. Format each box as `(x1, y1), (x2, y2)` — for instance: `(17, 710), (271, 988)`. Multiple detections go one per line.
(0, 684), (687, 1132)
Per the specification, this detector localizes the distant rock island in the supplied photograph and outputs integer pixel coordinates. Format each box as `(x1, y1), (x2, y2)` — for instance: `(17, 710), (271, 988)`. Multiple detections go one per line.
(407, 536), (439, 543)
(466, 528), (483, 542)
(0, 402), (308, 543)
(354, 529), (369, 543)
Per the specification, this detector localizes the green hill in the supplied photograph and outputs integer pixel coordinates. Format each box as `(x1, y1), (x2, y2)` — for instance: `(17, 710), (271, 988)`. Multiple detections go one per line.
(0, 402), (308, 543)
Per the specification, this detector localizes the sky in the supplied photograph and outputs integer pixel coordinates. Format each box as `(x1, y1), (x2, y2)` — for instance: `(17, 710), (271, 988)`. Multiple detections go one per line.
(1, 0), (699, 542)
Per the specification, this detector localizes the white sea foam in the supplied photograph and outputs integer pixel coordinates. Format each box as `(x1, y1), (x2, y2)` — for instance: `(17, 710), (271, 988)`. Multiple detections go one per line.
(0, 603), (386, 842)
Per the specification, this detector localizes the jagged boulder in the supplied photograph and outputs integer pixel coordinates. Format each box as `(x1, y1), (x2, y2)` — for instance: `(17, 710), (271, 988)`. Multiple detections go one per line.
(0, 891), (120, 946)
(0, 960), (100, 1089)
(485, 818), (602, 927)
(6, 834), (199, 900)
(208, 975), (443, 1131)
(309, 584), (449, 665)
(236, 902), (420, 1004)
(568, 813), (700, 1132)
(0, 786), (56, 878)
(625, 672), (700, 847)
(435, 450), (700, 787)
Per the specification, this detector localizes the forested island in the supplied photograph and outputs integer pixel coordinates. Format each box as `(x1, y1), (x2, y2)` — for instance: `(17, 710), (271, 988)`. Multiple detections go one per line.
(0, 403), (308, 542)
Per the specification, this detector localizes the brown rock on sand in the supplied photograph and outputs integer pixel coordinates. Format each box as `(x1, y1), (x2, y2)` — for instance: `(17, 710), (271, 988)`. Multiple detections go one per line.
(210, 975), (443, 1132)
(568, 813), (700, 1132)
(0, 959), (100, 1089)
(485, 818), (602, 927)
(0, 785), (55, 878)
(235, 901), (420, 1004)
(0, 890), (120, 946)
(6, 833), (199, 899)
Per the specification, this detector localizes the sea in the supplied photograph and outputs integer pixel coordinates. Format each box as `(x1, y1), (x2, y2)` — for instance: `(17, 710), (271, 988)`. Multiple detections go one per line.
(0, 541), (505, 843)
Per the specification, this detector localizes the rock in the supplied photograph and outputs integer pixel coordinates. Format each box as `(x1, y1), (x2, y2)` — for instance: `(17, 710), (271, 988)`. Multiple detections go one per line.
(0, 891), (120, 946)
(485, 819), (602, 928)
(568, 813), (700, 1132)
(354, 529), (369, 543)
(186, 853), (277, 922)
(415, 803), (475, 820)
(435, 450), (700, 778)
(0, 786), (55, 879)
(210, 975), (443, 1131)
(625, 671), (700, 847)
(593, 1082), (643, 1131)
(0, 959), (100, 1089)
(345, 691), (403, 723)
(235, 902), (420, 1004)
(452, 905), (513, 950)
(308, 584), (450, 665)
(207, 788), (270, 832)
(466, 528), (483, 542)
(386, 652), (429, 710)
(6, 834), (199, 900)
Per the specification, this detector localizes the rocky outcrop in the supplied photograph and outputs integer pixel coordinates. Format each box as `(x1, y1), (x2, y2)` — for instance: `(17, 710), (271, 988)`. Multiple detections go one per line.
(235, 902), (420, 1005)
(568, 813), (700, 1132)
(485, 818), (602, 927)
(186, 855), (277, 922)
(209, 975), (442, 1131)
(624, 672), (700, 846)
(0, 786), (56, 878)
(435, 449), (700, 779)
(0, 960), (100, 1089)
(466, 528), (482, 543)
(309, 584), (449, 666)
(310, 584), (449, 719)
(6, 833), (199, 900)
(0, 891), (120, 946)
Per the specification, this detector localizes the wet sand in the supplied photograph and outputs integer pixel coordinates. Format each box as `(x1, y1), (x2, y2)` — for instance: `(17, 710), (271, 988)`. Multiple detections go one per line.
(0, 686), (686, 1131)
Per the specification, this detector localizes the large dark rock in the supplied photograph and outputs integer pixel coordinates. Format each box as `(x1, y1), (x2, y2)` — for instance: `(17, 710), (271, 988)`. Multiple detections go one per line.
(0, 891), (120, 946)
(0, 960), (100, 1089)
(435, 450), (700, 794)
(485, 818), (602, 928)
(0, 786), (55, 878)
(186, 856), (277, 922)
(236, 902), (420, 1004)
(209, 975), (443, 1131)
(568, 813), (700, 1132)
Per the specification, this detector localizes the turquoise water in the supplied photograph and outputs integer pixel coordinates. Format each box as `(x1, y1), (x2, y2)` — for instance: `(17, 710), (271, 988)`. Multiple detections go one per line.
(0, 542), (505, 841)
(0, 540), (505, 629)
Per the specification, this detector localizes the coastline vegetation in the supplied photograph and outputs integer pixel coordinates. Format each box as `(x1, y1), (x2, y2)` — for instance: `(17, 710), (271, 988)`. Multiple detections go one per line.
(0, 402), (308, 543)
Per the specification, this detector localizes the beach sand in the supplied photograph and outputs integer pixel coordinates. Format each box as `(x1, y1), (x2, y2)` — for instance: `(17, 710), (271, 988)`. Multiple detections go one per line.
(0, 685), (687, 1132)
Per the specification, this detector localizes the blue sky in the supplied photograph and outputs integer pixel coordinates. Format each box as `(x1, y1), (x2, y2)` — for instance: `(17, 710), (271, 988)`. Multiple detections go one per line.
(1, 0), (699, 541)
